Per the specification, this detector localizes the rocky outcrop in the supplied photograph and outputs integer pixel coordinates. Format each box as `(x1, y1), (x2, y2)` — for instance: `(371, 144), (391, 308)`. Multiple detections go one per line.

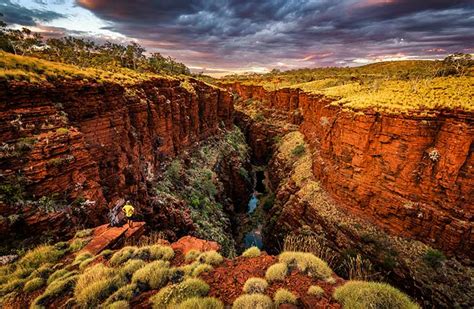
(226, 83), (473, 260)
(0, 78), (233, 239)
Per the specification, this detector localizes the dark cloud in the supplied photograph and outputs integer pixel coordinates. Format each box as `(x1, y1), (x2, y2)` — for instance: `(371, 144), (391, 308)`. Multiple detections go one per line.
(0, 0), (64, 26)
(5, 0), (474, 72)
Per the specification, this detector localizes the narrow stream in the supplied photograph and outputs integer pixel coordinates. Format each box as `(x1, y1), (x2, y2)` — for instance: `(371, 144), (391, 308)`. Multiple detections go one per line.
(243, 168), (266, 249)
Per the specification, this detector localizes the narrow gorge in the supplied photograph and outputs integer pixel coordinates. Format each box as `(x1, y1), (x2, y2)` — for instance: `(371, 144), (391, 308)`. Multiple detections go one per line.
(0, 75), (472, 308)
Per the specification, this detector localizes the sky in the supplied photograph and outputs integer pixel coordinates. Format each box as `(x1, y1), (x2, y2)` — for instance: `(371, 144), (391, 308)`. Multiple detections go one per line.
(1, 0), (473, 76)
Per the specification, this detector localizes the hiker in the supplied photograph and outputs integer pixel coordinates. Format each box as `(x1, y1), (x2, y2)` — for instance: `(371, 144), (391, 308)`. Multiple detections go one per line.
(122, 200), (135, 228)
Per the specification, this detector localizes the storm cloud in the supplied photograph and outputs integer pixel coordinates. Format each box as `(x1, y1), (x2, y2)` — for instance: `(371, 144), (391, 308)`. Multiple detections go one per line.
(2, 0), (473, 74)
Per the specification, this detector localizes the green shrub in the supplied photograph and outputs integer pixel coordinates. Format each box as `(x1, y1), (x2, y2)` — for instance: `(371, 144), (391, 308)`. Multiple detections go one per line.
(232, 294), (273, 309)
(192, 264), (213, 277)
(100, 249), (114, 258)
(291, 144), (305, 157)
(149, 278), (209, 308)
(47, 269), (70, 285)
(149, 245), (174, 261)
(31, 275), (78, 308)
(118, 259), (146, 281)
(279, 251), (332, 279)
(103, 283), (139, 306)
(54, 241), (69, 250)
(134, 246), (151, 260)
(197, 251), (223, 266)
(307, 285), (324, 297)
(74, 252), (93, 265)
(23, 277), (45, 292)
(242, 277), (268, 294)
(27, 263), (54, 280)
(185, 250), (201, 262)
(106, 300), (129, 309)
(19, 245), (64, 269)
(74, 228), (94, 238)
(74, 264), (118, 308)
(274, 288), (297, 306)
(79, 257), (95, 270)
(242, 247), (260, 258)
(333, 281), (419, 309)
(265, 263), (288, 282)
(179, 296), (224, 309)
(423, 249), (446, 267)
(69, 238), (89, 252)
(131, 260), (169, 290)
(0, 278), (26, 296)
(178, 262), (200, 277)
(110, 247), (137, 266)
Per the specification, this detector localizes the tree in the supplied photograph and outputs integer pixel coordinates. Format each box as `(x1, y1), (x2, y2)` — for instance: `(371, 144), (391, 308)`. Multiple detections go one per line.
(443, 53), (473, 76)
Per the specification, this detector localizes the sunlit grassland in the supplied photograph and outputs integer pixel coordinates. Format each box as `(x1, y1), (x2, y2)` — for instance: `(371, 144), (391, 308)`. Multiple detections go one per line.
(0, 51), (176, 84)
(220, 60), (473, 113)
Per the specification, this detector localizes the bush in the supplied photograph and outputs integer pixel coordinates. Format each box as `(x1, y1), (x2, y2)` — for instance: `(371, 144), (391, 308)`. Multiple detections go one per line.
(31, 275), (78, 307)
(291, 144), (305, 157)
(274, 288), (297, 306)
(23, 277), (45, 292)
(27, 263), (54, 280)
(106, 300), (129, 309)
(242, 277), (268, 294)
(192, 264), (213, 277)
(423, 249), (446, 267)
(74, 228), (94, 238)
(69, 238), (89, 252)
(110, 247), (137, 266)
(0, 278), (26, 296)
(333, 281), (419, 309)
(118, 259), (146, 281)
(131, 260), (169, 290)
(242, 247), (260, 258)
(19, 245), (64, 269)
(100, 249), (114, 258)
(197, 251), (223, 266)
(279, 251), (332, 279)
(265, 262), (288, 282)
(307, 285), (324, 297)
(149, 245), (174, 261)
(103, 283), (139, 306)
(47, 269), (70, 285)
(79, 257), (95, 270)
(179, 296), (224, 309)
(73, 252), (93, 265)
(150, 278), (210, 308)
(185, 250), (201, 262)
(232, 294), (273, 309)
(75, 264), (118, 308)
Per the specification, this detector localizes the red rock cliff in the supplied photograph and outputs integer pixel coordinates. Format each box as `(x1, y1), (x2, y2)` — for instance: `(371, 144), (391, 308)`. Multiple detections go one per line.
(227, 83), (473, 260)
(0, 78), (233, 237)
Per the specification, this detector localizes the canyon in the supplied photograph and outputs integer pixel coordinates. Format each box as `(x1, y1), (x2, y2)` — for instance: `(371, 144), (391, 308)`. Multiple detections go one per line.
(0, 78), (233, 242)
(227, 82), (473, 260)
(0, 76), (473, 307)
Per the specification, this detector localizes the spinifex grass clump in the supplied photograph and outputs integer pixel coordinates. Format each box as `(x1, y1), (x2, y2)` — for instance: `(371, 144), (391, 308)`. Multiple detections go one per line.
(131, 260), (170, 290)
(265, 262), (288, 282)
(242, 278), (268, 294)
(333, 281), (419, 309)
(242, 247), (261, 258)
(279, 251), (332, 279)
(149, 278), (210, 308)
(232, 294), (273, 309)
(274, 288), (297, 306)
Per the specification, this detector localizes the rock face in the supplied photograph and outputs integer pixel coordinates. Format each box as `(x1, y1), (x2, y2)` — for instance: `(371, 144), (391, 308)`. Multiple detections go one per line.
(0, 78), (233, 239)
(226, 83), (473, 260)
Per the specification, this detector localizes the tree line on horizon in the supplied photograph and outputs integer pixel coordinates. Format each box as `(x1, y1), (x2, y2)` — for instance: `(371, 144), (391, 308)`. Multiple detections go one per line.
(0, 15), (191, 76)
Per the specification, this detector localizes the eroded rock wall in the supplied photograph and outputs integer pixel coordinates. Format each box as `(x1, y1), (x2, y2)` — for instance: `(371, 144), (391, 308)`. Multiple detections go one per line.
(0, 78), (233, 237)
(227, 83), (473, 260)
